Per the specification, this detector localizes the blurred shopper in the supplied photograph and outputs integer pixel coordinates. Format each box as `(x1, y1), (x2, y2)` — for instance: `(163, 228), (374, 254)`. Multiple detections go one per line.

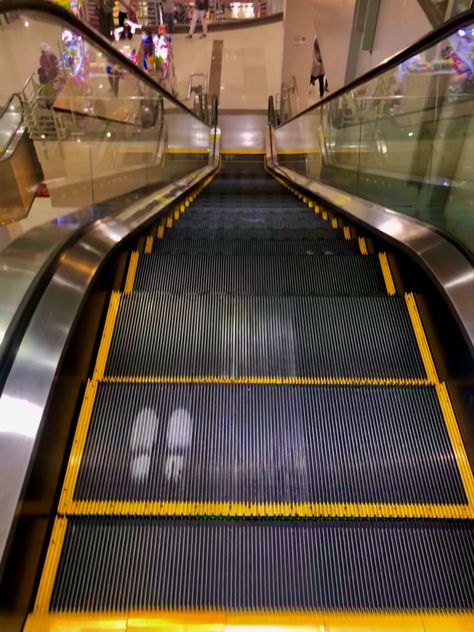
(118, 0), (133, 39)
(98, 0), (114, 40)
(186, 0), (208, 39)
(310, 37), (328, 98)
(161, 0), (175, 34)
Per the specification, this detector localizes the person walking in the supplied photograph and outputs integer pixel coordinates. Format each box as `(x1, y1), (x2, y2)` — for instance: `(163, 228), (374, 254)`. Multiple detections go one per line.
(310, 37), (328, 98)
(98, 0), (114, 40)
(186, 0), (208, 39)
(161, 0), (175, 34)
(118, 0), (133, 39)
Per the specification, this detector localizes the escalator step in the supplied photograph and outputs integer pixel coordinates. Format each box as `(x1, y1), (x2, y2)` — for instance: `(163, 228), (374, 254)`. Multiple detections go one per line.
(174, 217), (330, 230)
(133, 254), (385, 295)
(50, 517), (474, 612)
(105, 294), (425, 380)
(167, 227), (342, 240)
(153, 238), (359, 256)
(72, 382), (467, 508)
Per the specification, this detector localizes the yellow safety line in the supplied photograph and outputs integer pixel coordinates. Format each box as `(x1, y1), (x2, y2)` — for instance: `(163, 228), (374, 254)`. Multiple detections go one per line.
(220, 149), (265, 155)
(144, 236), (153, 254)
(378, 252), (396, 295)
(331, 217), (338, 229)
(58, 380), (98, 514)
(358, 237), (368, 255)
(156, 225), (165, 239)
(65, 497), (472, 519)
(404, 293), (439, 383)
(92, 292), (121, 382)
(23, 609), (474, 632)
(343, 226), (352, 240)
(33, 517), (67, 614)
(322, 210), (328, 221)
(164, 148), (209, 154)
(277, 148), (322, 155)
(101, 375), (430, 386)
(435, 382), (474, 510)
(124, 251), (139, 294)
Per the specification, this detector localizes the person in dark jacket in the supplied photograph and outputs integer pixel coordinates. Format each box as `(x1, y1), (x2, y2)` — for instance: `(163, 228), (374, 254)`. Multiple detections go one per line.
(186, 0), (208, 39)
(98, 0), (114, 40)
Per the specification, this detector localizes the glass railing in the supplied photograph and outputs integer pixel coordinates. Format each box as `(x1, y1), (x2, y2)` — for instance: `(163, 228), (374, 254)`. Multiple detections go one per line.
(0, 94), (24, 160)
(418, 0), (472, 25)
(0, 0), (215, 225)
(272, 10), (474, 255)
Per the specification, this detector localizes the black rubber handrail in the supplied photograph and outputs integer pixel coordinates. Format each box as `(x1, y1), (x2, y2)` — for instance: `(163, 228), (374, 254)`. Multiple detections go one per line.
(272, 7), (474, 129)
(0, 0), (212, 127)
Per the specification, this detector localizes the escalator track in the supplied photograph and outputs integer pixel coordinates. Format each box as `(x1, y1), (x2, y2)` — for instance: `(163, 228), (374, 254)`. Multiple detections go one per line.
(26, 158), (474, 630)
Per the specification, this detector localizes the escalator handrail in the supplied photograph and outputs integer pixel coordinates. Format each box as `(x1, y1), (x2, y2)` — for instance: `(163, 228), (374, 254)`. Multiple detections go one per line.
(271, 7), (474, 129)
(0, 93), (24, 161)
(0, 0), (212, 128)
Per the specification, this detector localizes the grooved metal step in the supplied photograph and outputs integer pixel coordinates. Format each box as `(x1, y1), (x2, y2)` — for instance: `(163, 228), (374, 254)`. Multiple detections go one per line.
(166, 227), (342, 241)
(105, 294), (425, 380)
(72, 382), (466, 508)
(174, 216), (330, 231)
(153, 239), (359, 256)
(133, 254), (385, 295)
(50, 517), (474, 612)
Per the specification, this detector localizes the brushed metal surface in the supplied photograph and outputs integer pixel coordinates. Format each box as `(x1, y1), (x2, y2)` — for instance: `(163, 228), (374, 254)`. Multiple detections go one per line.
(266, 145), (474, 354)
(0, 158), (218, 572)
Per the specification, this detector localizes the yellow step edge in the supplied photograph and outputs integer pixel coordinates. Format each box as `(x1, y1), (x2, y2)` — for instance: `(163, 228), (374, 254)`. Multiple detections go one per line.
(358, 236), (368, 255)
(378, 252), (396, 295)
(404, 293), (439, 383)
(123, 252), (139, 294)
(144, 236), (153, 254)
(331, 217), (338, 229)
(435, 382), (474, 510)
(24, 610), (474, 632)
(101, 375), (431, 386)
(322, 210), (328, 221)
(156, 225), (165, 239)
(33, 517), (67, 614)
(92, 292), (121, 382)
(58, 380), (97, 514)
(65, 498), (473, 520)
(343, 226), (352, 240)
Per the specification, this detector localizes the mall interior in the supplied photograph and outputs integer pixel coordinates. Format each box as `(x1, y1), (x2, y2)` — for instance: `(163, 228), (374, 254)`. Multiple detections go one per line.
(0, 0), (473, 630)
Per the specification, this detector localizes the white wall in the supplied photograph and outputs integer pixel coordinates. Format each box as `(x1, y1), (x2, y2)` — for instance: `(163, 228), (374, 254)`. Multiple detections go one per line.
(308, 0), (357, 93)
(355, 0), (432, 77)
(280, 0), (316, 110)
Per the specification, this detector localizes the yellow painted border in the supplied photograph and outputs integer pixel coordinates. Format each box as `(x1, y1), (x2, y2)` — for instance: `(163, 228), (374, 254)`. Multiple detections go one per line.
(358, 237), (368, 255)
(343, 226), (352, 240)
(102, 375), (430, 386)
(378, 252), (396, 295)
(404, 293), (439, 383)
(65, 497), (472, 519)
(58, 380), (98, 514)
(33, 517), (67, 614)
(436, 382), (474, 509)
(92, 292), (121, 382)
(144, 236), (153, 254)
(124, 251), (139, 294)
(220, 149), (265, 155)
(24, 610), (474, 632)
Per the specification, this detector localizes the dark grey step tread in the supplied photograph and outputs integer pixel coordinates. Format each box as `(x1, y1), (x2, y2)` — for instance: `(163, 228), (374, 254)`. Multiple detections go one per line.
(105, 294), (425, 380)
(167, 228), (344, 241)
(153, 239), (359, 256)
(134, 254), (385, 295)
(74, 382), (466, 506)
(51, 517), (474, 612)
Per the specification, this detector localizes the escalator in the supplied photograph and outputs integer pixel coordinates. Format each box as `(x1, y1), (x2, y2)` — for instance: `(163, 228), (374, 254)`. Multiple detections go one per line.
(0, 3), (473, 632)
(24, 157), (474, 630)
